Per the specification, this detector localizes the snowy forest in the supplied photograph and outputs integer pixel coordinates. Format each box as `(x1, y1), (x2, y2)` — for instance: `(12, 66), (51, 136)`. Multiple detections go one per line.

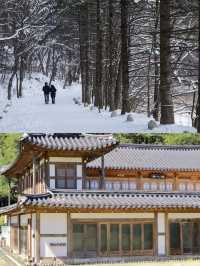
(0, 0), (199, 132)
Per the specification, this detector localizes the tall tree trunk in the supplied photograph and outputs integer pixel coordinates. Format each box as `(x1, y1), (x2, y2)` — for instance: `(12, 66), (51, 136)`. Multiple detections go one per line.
(79, 2), (90, 104)
(159, 0), (174, 124)
(108, 0), (115, 111)
(121, 0), (130, 115)
(196, 0), (200, 132)
(114, 56), (122, 110)
(152, 0), (160, 121)
(95, 0), (103, 110)
(7, 58), (18, 100)
(18, 56), (25, 98)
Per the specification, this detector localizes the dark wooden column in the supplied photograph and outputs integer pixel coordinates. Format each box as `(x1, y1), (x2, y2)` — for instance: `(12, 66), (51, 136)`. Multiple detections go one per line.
(67, 212), (71, 258)
(82, 160), (86, 189)
(44, 152), (50, 188)
(35, 213), (40, 263)
(32, 155), (36, 194)
(100, 155), (105, 189)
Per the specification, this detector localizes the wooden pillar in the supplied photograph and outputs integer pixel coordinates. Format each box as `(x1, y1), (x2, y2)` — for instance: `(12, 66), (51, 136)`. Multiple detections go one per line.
(35, 213), (40, 263)
(138, 171), (142, 190)
(165, 213), (169, 256)
(82, 161), (86, 189)
(67, 212), (71, 258)
(18, 215), (20, 254)
(45, 154), (50, 188)
(32, 155), (36, 194)
(28, 218), (32, 259)
(100, 155), (105, 189)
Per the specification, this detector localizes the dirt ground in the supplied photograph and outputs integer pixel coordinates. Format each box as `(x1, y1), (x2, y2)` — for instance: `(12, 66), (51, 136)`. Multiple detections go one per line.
(87, 261), (200, 266)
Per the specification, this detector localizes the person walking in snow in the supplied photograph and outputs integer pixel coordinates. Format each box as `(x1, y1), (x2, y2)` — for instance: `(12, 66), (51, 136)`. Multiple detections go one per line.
(43, 82), (50, 104)
(50, 84), (57, 104)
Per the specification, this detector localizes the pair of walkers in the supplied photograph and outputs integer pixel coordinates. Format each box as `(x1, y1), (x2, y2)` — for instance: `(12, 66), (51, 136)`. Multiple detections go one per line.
(43, 82), (57, 104)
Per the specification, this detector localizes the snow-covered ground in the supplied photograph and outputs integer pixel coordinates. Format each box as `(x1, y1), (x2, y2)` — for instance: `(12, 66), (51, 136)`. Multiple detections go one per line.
(0, 74), (196, 133)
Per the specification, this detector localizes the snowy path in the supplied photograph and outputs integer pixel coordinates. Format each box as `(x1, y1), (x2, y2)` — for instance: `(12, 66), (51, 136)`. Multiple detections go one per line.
(0, 76), (196, 133)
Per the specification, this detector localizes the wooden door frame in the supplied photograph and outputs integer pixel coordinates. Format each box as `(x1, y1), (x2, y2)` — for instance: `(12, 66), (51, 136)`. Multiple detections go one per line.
(71, 219), (155, 258)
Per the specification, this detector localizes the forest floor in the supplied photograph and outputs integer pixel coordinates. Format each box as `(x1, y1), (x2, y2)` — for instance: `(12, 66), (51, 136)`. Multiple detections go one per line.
(0, 74), (196, 133)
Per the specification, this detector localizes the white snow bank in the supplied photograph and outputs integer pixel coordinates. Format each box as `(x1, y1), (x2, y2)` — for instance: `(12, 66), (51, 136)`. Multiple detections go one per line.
(0, 73), (196, 133)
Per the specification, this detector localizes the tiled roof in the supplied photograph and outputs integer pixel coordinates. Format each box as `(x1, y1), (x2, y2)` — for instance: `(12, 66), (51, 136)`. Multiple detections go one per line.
(87, 144), (200, 171)
(24, 133), (118, 151)
(0, 203), (18, 215)
(21, 191), (200, 210)
(2, 191), (200, 214)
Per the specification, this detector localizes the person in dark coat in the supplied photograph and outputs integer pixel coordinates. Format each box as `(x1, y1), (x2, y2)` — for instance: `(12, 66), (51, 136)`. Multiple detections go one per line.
(50, 84), (57, 104)
(43, 82), (50, 104)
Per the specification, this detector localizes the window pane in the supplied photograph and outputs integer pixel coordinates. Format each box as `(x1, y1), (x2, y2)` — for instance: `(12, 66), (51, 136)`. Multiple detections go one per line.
(132, 224), (142, 250)
(57, 168), (65, 177)
(100, 224), (107, 252)
(113, 182), (121, 190)
(182, 223), (192, 254)
(151, 182), (157, 190)
(67, 178), (76, 189)
(90, 180), (99, 189)
(122, 182), (129, 190)
(122, 224), (131, 251)
(66, 166), (75, 177)
(20, 227), (28, 255)
(196, 183), (200, 191)
(143, 183), (150, 190)
(56, 178), (65, 188)
(105, 181), (113, 191)
(73, 224), (84, 252)
(86, 224), (97, 252)
(166, 183), (173, 191)
(179, 183), (186, 191)
(187, 183), (193, 191)
(110, 224), (119, 251)
(159, 182), (165, 191)
(144, 224), (153, 250)
(170, 223), (180, 250)
(129, 182), (136, 190)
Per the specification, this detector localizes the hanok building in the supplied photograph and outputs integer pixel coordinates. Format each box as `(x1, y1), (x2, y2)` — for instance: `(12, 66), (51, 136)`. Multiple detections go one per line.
(1, 134), (200, 264)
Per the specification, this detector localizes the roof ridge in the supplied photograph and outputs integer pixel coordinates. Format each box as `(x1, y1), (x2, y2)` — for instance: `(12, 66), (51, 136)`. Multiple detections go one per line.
(119, 143), (200, 151)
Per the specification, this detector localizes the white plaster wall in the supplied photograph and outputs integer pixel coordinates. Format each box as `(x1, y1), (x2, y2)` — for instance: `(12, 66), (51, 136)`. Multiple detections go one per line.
(157, 213), (166, 256)
(20, 214), (31, 226)
(77, 179), (82, 190)
(71, 213), (154, 219)
(76, 165), (82, 177)
(49, 157), (82, 163)
(40, 213), (67, 235)
(49, 164), (55, 177)
(158, 235), (165, 255)
(10, 216), (18, 225)
(1, 225), (10, 247)
(169, 213), (200, 219)
(49, 179), (55, 189)
(157, 213), (165, 233)
(40, 237), (67, 258)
